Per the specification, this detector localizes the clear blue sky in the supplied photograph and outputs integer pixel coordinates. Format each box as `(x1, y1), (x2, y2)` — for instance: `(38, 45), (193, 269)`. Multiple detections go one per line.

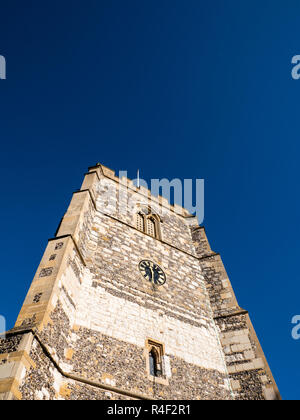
(0, 0), (299, 400)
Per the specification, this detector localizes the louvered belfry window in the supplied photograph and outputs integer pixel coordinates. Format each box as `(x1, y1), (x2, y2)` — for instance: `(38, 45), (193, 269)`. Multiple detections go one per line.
(136, 213), (144, 232)
(146, 217), (156, 237)
(136, 209), (161, 240)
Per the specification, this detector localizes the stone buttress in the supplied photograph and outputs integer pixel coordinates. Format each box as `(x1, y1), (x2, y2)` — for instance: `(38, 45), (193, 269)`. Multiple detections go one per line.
(191, 227), (280, 400)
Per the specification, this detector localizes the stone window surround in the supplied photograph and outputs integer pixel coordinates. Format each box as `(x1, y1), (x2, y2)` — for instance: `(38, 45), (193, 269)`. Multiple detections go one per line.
(145, 338), (169, 386)
(135, 208), (162, 240)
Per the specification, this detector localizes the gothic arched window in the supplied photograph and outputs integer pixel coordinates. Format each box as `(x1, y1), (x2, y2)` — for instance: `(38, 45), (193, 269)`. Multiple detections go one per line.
(149, 350), (157, 377)
(148, 348), (162, 377)
(146, 340), (164, 378)
(135, 208), (161, 240)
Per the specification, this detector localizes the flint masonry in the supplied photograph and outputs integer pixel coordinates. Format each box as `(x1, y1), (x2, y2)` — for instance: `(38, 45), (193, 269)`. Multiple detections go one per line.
(0, 163), (280, 400)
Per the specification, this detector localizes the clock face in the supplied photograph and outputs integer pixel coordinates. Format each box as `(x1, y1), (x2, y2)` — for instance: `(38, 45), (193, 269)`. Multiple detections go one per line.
(139, 260), (166, 286)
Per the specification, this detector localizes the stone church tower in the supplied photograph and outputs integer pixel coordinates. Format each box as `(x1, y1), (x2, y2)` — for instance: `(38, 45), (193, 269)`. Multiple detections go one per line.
(0, 164), (280, 400)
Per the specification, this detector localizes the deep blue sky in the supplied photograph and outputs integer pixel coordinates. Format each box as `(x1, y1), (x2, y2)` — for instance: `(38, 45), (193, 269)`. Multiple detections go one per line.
(0, 0), (299, 399)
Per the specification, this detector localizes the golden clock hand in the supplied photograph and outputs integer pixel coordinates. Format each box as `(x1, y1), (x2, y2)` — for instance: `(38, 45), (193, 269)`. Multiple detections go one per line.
(150, 266), (154, 282)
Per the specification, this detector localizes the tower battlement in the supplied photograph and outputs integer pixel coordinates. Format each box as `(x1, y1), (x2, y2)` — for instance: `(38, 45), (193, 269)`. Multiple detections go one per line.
(86, 162), (195, 218)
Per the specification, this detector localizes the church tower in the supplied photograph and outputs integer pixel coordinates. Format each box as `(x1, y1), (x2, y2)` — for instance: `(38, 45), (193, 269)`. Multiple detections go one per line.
(0, 164), (280, 400)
